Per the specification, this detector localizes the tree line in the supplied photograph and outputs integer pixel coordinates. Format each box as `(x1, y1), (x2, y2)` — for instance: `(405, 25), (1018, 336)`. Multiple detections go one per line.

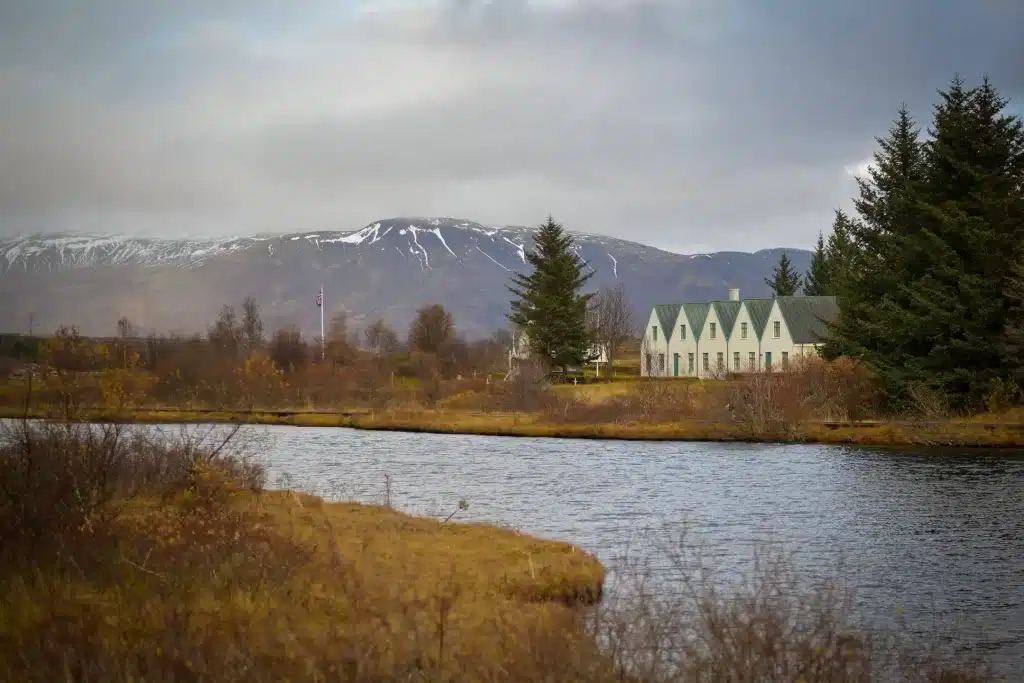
(758, 74), (1023, 411)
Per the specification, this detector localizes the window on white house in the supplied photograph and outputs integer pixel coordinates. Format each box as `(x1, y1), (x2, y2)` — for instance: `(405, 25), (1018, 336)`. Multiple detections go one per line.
(658, 353), (665, 373)
(702, 353), (709, 372)
(710, 322), (716, 339)
(782, 351), (789, 369)
(680, 324), (686, 339)
(645, 353), (653, 374)
(774, 321), (781, 338)
(716, 352), (724, 371)
(741, 322), (748, 339)
(652, 325), (658, 340)
(748, 352), (755, 370)
(688, 353), (694, 373)
(734, 352), (740, 370)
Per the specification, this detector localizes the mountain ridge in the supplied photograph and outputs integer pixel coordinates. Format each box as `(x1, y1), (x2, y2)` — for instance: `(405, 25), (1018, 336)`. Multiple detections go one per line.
(0, 217), (811, 339)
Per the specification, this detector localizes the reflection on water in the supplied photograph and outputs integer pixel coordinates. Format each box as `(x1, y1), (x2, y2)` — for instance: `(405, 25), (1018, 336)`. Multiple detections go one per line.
(153, 424), (1024, 674)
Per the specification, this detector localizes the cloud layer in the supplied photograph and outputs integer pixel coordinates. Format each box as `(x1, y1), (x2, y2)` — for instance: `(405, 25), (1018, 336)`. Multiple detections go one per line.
(1, 0), (1021, 252)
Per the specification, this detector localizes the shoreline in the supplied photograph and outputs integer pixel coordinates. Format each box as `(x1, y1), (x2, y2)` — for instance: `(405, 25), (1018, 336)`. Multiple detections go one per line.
(4, 406), (1024, 448)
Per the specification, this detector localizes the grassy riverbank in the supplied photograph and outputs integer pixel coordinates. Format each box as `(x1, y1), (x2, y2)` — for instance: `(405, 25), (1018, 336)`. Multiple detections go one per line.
(0, 420), (606, 681)
(4, 404), (1023, 448)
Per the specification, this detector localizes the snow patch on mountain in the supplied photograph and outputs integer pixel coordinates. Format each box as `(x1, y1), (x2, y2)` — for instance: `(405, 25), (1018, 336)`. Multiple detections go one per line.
(0, 216), (693, 275)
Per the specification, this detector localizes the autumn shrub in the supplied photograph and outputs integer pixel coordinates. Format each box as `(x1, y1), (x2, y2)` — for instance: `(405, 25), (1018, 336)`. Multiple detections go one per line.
(492, 360), (555, 412)
(0, 420), (264, 570)
(786, 356), (880, 421)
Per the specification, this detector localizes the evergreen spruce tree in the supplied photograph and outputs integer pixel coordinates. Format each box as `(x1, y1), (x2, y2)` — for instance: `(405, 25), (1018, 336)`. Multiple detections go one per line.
(825, 210), (856, 294)
(765, 252), (802, 296)
(899, 75), (1024, 406)
(822, 104), (928, 403)
(803, 233), (830, 296)
(1003, 250), (1024, 386)
(804, 210), (857, 296)
(824, 77), (1024, 411)
(508, 216), (595, 373)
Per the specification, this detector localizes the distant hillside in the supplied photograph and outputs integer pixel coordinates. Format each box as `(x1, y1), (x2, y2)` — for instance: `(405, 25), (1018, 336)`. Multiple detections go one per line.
(0, 217), (811, 339)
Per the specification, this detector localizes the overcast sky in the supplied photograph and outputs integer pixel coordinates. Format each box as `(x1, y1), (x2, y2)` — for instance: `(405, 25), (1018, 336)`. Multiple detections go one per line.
(1, 1), (1021, 253)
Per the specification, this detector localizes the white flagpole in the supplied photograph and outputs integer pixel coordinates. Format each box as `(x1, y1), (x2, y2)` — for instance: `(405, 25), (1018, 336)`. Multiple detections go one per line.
(319, 285), (325, 361)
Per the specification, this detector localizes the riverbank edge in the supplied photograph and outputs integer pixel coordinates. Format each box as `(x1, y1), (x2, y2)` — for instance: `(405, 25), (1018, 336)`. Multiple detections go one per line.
(4, 407), (1023, 448)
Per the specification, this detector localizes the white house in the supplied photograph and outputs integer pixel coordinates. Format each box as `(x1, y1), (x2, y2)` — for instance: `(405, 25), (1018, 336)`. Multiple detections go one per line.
(758, 296), (839, 371)
(642, 290), (839, 378)
(509, 329), (609, 376)
(641, 304), (679, 377)
(730, 298), (774, 373)
(699, 297), (741, 378)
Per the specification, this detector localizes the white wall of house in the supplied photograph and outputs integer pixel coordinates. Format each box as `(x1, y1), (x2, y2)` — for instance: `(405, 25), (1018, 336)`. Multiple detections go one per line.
(730, 303), (762, 373)
(759, 300), (796, 372)
(792, 343), (824, 360)
(697, 306), (729, 378)
(669, 309), (695, 377)
(642, 308), (672, 377)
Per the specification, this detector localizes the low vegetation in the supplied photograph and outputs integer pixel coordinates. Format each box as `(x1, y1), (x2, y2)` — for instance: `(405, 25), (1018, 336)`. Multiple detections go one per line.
(1, 323), (1020, 447)
(0, 419), (996, 681)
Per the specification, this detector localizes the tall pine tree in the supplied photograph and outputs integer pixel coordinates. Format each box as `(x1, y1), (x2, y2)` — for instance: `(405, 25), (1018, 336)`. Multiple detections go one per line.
(804, 210), (856, 296)
(899, 75), (1024, 406)
(803, 233), (830, 296)
(508, 217), (595, 373)
(824, 77), (1024, 410)
(765, 252), (802, 296)
(1003, 249), (1024, 386)
(822, 104), (928, 403)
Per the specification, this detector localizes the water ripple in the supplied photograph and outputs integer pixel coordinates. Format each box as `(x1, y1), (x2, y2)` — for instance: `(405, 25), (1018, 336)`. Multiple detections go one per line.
(237, 425), (1023, 674)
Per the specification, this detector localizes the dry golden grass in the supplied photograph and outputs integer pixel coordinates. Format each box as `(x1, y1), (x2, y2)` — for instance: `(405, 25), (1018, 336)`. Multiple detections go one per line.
(0, 422), (606, 682)
(3, 403), (1022, 447)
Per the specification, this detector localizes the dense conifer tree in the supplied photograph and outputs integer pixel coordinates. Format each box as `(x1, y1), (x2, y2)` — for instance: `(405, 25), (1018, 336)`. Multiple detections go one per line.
(803, 233), (830, 296)
(824, 77), (1024, 410)
(508, 217), (595, 373)
(804, 210), (856, 296)
(765, 252), (802, 296)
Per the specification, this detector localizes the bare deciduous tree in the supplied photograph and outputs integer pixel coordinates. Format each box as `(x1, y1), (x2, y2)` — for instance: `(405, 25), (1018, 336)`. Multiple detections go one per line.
(326, 310), (357, 367)
(241, 296), (265, 351)
(408, 304), (455, 355)
(208, 304), (242, 358)
(590, 283), (638, 380)
(364, 319), (399, 356)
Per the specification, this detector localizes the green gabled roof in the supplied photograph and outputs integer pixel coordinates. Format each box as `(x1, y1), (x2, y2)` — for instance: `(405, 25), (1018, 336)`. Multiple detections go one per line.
(653, 304), (682, 338)
(743, 298), (775, 340)
(681, 302), (711, 341)
(775, 296), (839, 344)
(712, 301), (741, 339)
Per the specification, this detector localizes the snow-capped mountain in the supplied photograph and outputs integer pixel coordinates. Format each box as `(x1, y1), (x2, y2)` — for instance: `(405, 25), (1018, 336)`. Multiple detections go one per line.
(0, 218), (810, 338)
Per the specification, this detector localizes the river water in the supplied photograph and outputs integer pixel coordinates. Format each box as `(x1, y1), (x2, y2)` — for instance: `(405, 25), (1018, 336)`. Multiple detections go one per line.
(167, 426), (1024, 674)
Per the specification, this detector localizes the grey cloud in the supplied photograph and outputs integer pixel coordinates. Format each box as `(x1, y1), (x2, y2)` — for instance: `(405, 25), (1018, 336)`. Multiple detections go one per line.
(0, 0), (1021, 252)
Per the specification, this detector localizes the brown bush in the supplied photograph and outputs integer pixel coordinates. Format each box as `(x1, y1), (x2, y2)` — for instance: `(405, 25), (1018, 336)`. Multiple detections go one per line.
(493, 361), (556, 412)
(0, 419), (264, 569)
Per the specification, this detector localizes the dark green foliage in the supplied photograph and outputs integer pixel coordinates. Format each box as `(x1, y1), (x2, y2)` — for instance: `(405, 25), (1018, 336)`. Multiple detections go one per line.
(0, 335), (41, 361)
(823, 77), (1024, 412)
(765, 252), (802, 297)
(1004, 251), (1024, 386)
(508, 217), (595, 372)
(803, 234), (830, 297)
(803, 211), (856, 296)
